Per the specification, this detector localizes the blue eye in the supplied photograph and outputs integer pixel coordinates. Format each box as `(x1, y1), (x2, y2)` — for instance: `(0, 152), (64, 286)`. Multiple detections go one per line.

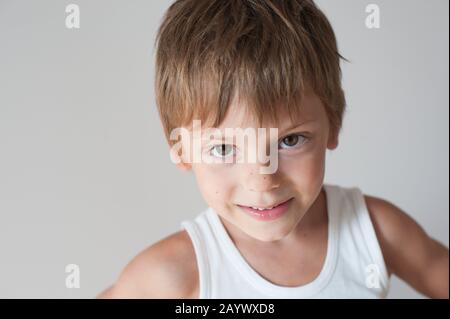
(279, 134), (308, 149)
(209, 144), (236, 158)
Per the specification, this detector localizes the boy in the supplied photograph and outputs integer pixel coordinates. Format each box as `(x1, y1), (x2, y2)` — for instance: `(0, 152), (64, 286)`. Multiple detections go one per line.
(98, 0), (448, 298)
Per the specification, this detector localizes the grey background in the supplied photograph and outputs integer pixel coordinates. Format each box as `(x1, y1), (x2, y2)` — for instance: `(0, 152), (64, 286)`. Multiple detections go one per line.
(0, 0), (448, 298)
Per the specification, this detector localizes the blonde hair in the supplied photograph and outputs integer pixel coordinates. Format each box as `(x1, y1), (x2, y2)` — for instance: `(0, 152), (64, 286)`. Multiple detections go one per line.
(154, 0), (347, 145)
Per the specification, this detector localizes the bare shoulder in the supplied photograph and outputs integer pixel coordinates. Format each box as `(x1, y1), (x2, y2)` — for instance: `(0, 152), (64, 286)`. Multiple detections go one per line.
(363, 194), (449, 298)
(97, 230), (198, 299)
(363, 194), (438, 251)
(363, 194), (424, 275)
(363, 195), (418, 247)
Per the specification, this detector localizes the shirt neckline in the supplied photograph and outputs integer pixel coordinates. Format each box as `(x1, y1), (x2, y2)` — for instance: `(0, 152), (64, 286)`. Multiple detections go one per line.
(206, 184), (339, 298)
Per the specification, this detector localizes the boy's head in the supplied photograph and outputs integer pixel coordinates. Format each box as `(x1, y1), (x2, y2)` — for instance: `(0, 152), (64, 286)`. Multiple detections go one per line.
(154, 0), (346, 242)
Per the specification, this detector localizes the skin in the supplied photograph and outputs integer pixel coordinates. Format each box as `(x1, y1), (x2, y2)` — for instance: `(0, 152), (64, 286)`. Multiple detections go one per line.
(98, 88), (449, 299)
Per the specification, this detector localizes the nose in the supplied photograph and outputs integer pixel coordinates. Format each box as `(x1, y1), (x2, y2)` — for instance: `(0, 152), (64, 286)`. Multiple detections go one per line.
(243, 164), (281, 192)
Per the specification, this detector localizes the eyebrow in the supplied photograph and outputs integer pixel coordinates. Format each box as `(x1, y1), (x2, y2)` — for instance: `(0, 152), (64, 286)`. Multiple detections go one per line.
(201, 120), (317, 143)
(279, 120), (317, 135)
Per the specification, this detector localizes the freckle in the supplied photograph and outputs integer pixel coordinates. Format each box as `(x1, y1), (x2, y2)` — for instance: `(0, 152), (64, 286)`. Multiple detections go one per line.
(263, 177), (266, 180)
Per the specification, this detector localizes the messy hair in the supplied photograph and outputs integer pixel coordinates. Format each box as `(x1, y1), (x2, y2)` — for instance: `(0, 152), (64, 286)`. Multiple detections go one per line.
(154, 0), (347, 145)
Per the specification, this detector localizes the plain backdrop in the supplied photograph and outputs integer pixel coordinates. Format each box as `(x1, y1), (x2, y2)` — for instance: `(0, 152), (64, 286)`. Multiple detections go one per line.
(0, 0), (448, 298)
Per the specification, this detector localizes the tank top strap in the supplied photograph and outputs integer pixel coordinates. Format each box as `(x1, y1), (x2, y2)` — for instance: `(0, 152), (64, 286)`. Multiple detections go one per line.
(336, 185), (391, 294)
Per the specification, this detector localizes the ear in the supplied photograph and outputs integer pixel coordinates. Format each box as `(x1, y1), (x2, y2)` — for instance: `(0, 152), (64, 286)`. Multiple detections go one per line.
(327, 127), (339, 150)
(169, 147), (192, 171)
(176, 162), (192, 171)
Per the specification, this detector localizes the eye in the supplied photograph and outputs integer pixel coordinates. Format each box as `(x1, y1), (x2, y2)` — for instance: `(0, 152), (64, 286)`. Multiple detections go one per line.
(279, 134), (308, 150)
(209, 144), (236, 158)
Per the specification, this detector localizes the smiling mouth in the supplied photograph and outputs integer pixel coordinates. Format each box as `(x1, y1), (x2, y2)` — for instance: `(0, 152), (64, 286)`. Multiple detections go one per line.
(237, 197), (293, 211)
(236, 197), (294, 221)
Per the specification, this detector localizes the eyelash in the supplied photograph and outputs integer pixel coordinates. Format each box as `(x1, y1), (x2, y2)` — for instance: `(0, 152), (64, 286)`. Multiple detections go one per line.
(278, 133), (309, 150)
(207, 133), (310, 158)
(208, 144), (237, 159)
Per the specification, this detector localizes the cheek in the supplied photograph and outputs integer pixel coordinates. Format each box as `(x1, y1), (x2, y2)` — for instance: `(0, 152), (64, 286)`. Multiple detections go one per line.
(279, 144), (326, 188)
(193, 165), (235, 206)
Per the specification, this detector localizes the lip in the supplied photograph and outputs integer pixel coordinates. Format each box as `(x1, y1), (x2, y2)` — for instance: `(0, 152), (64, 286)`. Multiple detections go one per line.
(237, 197), (294, 221)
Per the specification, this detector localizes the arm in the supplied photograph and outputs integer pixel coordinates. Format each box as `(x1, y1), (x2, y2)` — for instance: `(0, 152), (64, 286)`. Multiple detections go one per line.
(96, 231), (198, 299)
(97, 285), (115, 298)
(365, 195), (449, 298)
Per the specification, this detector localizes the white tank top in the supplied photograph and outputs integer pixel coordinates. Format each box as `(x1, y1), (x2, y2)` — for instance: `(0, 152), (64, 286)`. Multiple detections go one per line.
(180, 184), (390, 298)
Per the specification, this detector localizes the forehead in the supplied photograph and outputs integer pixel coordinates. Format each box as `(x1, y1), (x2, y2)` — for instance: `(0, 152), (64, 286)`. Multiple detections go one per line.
(217, 88), (326, 131)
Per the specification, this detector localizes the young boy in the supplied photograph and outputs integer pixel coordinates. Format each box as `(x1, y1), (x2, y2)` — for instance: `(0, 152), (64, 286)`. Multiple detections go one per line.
(98, 0), (448, 298)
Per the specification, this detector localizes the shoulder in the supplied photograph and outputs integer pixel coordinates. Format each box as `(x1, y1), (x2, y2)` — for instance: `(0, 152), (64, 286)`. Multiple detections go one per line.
(98, 230), (198, 299)
(362, 194), (432, 253)
(363, 195), (414, 245)
(362, 194), (449, 298)
(362, 194), (419, 276)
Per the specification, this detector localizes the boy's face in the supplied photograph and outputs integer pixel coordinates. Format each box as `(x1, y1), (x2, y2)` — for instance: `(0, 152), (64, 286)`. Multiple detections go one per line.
(177, 88), (338, 242)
